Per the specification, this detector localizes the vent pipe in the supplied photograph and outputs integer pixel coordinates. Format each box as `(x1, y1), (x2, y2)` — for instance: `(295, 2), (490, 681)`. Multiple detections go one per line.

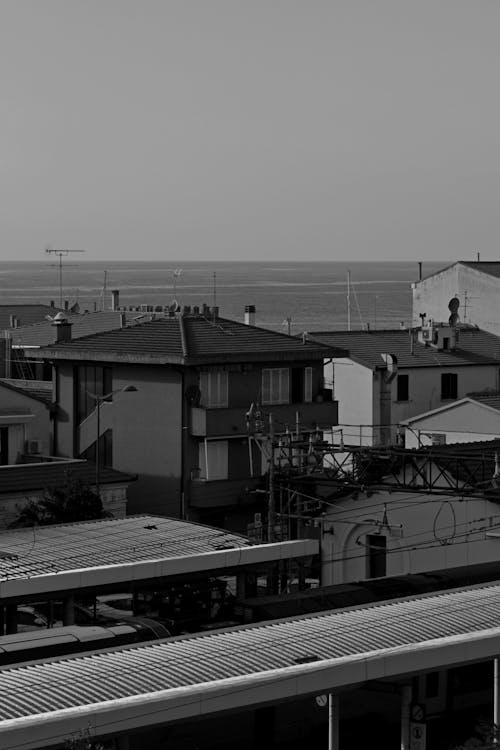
(418, 262), (423, 281)
(111, 289), (120, 311)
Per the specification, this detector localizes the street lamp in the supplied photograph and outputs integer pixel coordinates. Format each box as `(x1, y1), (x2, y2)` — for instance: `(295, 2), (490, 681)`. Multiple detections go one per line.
(87, 385), (138, 498)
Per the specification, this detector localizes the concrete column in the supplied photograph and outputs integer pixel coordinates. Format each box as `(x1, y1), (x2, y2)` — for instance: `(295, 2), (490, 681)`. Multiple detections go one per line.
(328, 693), (339, 750)
(266, 565), (279, 595)
(63, 595), (75, 626)
(5, 604), (17, 635)
(236, 573), (247, 600)
(298, 561), (306, 591)
(401, 684), (412, 750)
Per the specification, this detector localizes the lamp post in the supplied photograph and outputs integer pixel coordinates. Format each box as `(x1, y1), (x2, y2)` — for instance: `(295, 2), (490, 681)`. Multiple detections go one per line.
(87, 385), (137, 499)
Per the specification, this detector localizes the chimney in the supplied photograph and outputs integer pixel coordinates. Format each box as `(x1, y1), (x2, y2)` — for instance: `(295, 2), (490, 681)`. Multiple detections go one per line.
(51, 312), (73, 343)
(64, 300), (69, 311)
(9, 315), (17, 329)
(244, 305), (256, 326)
(418, 262), (423, 281)
(50, 300), (55, 308)
(192, 305), (200, 315)
(111, 289), (120, 311)
(120, 313), (126, 328)
(210, 306), (219, 317)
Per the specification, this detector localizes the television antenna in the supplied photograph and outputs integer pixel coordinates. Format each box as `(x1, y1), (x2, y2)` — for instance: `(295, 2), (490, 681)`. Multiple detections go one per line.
(45, 247), (85, 308)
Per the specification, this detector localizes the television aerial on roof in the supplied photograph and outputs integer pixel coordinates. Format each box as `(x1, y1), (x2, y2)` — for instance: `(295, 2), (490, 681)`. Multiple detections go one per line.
(44, 246), (85, 309)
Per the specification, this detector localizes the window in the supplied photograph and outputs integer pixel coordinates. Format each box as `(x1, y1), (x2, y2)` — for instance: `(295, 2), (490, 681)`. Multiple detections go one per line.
(291, 367), (313, 404)
(441, 373), (458, 400)
(396, 374), (409, 402)
(262, 368), (289, 405)
(199, 371), (228, 408)
(366, 534), (387, 578)
(76, 365), (112, 422)
(198, 440), (228, 481)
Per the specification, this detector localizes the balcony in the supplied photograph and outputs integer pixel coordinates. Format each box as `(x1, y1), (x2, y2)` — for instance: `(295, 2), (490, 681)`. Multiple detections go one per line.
(190, 400), (338, 437)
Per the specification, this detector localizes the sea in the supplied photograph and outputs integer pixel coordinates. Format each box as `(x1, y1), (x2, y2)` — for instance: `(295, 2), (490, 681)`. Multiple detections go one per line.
(0, 260), (447, 333)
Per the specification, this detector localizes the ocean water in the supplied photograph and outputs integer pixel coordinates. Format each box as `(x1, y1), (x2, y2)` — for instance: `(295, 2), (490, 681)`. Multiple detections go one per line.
(0, 260), (447, 332)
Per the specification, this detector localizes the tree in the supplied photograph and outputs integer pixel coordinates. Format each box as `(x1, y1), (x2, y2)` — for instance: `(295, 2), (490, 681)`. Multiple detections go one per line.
(64, 728), (105, 750)
(10, 471), (109, 528)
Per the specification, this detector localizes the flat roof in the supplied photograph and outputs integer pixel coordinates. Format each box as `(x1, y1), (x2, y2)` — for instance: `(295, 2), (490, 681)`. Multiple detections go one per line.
(0, 515), (318, 599)
(1, 581), (500, 749)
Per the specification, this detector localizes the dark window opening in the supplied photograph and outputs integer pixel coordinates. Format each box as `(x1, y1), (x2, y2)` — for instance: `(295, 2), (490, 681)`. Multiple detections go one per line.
(76, 366), (113, 423)
(0, 427), (8, 465)
(367, 534), (387, 578)
(425, 672), (440, 699)
(291, 368), (305, 404)
(441, 373), (457, 400)
(396, 374), (409, 402)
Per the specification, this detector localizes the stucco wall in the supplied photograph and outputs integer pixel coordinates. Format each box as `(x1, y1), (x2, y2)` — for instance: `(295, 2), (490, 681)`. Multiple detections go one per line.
(112, 364), (183, 517)
(413, 264), (500, 334)
(0, 385), (51, 460)
(321, 489), (500, 585)
(404, 400), (500, 448)
(390, 364), (498, 427)
(332, 358), (374, 445)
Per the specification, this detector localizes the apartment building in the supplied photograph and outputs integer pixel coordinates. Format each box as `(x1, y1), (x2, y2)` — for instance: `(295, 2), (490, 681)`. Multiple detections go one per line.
(32, 306), (337, 530)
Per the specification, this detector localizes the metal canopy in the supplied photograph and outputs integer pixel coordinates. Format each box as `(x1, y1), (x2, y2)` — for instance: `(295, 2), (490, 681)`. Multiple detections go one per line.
(1, 581), (500, 748)
(0, 515), (318, 599)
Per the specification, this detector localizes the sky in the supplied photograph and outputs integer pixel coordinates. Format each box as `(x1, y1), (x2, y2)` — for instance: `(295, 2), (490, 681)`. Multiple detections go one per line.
(1, 0), (499, 262)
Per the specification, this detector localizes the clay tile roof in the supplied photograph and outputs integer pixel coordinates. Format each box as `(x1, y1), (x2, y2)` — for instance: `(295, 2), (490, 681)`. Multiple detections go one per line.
(0, 460), (135, 495)
(0, 379), (53, 405)
(32, 315), (335, 365)
(0, 305), (63, 330)
(308, 328), (500, 369)
(460, 261), (500, 279)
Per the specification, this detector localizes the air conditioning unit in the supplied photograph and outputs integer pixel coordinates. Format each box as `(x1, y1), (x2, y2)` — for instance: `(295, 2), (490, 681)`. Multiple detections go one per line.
(25, 439), (42, 455)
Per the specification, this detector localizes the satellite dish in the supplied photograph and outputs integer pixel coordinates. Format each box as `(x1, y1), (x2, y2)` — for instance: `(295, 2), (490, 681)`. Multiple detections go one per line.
(448, 297), (460, 326)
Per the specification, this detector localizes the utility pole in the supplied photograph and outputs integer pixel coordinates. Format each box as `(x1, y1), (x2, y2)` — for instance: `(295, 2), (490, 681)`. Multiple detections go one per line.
(267, 412), (275, 543)
(45, 247), (85, 308)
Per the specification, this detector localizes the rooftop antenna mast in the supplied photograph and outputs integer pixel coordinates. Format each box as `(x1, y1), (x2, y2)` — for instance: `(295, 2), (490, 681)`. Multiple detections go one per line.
(173, 268), (182, 300)
(213, 271), (217, 308)
(45, 247), (85, 308)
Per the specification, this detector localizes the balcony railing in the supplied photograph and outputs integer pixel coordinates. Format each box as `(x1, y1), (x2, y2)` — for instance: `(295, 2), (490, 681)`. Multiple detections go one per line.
(190, 400), (338, 437)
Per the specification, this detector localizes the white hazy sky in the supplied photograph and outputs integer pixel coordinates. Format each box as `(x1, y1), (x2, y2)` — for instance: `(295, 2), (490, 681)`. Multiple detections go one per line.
(1, 0), (499, 262)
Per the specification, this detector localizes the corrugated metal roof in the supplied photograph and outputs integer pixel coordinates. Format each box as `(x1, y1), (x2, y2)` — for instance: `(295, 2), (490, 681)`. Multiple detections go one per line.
(31, 315), (333, 365)
(0, 582), (500, 736)
(0, 515), (251, 582)
(0, 460), (133, 496)
(309, 328), (500, 368)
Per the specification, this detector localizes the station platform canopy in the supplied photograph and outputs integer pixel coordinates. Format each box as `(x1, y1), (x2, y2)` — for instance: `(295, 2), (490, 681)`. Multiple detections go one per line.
(1, 581), (500, 749)
(0, 515), (318, 600)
